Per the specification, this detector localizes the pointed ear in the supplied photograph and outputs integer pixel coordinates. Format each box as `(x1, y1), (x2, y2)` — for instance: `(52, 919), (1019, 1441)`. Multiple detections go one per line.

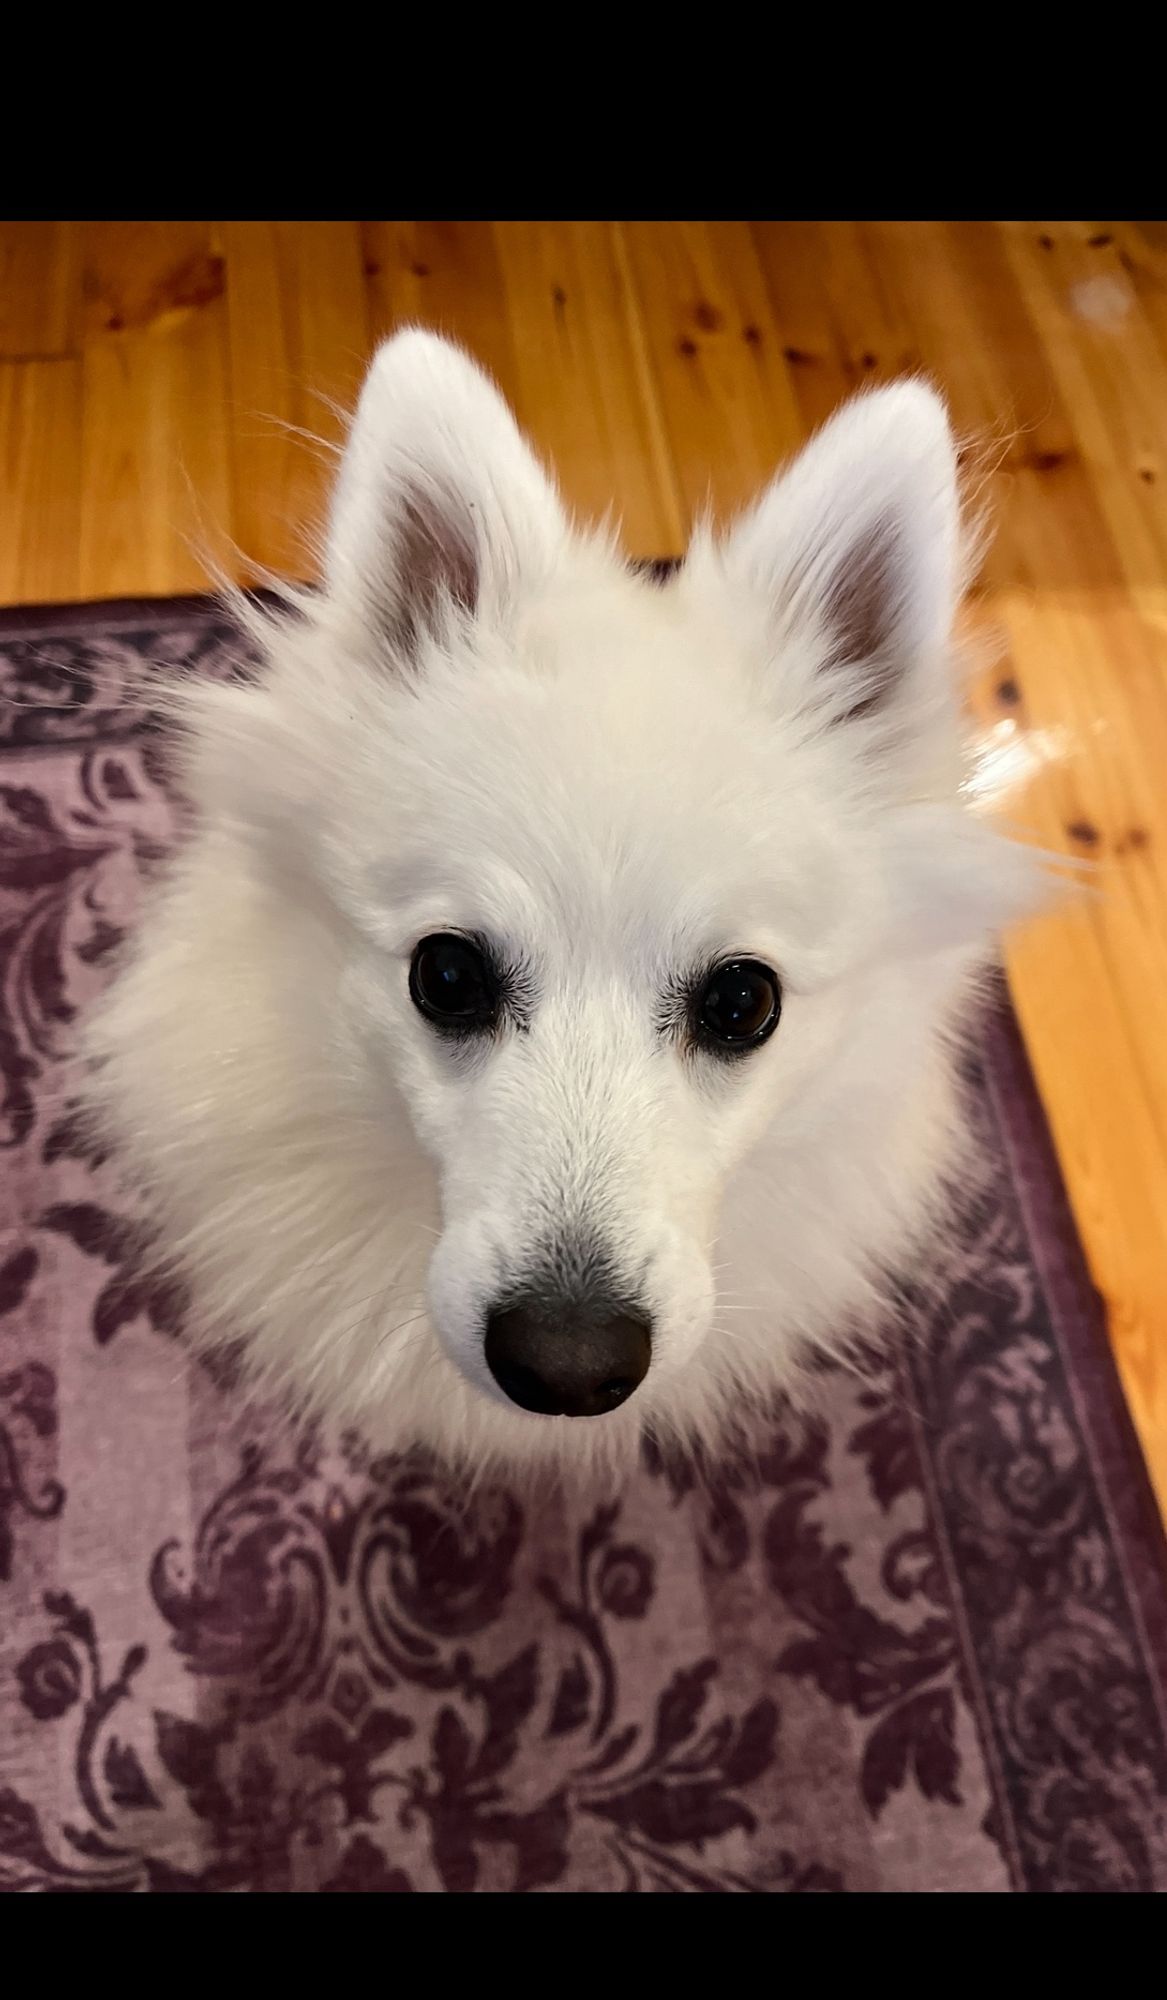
(719, 381), (962, 721)
(324, 329), (569, 659)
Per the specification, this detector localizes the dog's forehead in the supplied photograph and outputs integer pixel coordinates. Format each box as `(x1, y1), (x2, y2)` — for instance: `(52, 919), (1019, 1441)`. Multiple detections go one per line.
(390, 650), (767, 871)
(396, 594), (772, 823)
(373, 621), (846, 965)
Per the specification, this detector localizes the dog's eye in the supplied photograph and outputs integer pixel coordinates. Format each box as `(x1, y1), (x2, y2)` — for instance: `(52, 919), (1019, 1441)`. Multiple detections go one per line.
(696, 959), (782, 1052)
(409, 933), (498, 1032)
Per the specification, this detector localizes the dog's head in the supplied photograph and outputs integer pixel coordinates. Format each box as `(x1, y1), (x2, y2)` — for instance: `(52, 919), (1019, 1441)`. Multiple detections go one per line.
(101, 332), (1039, 1468)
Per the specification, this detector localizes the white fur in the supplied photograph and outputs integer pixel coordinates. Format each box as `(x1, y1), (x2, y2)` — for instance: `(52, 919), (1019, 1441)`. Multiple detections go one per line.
(82, 331), (1043, 1479)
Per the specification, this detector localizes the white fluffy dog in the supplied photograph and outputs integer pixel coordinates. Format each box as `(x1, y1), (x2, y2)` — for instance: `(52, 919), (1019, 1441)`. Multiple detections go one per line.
(83, 330), (1039, 1476)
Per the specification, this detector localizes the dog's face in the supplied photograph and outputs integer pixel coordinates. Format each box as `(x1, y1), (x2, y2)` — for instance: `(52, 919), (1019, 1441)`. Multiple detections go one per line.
(98, 333), (1037, 1466)
(333, 592), (862, 1422)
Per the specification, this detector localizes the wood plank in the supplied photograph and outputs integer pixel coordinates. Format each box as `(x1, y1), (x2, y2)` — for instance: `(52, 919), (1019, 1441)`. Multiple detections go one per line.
(618, 219), (804, 528)
(0, 222), (76, 359)
(77, 222), (234, 598)
(998, 594), (1167, 1494)
(220, 221), (370, 580)
(363, 221), (685, 556)
(0, 358), (82, 601)
(493, 221), (684, 555)
(996, 220), (1167, 601)
(749, 221), (889, 434)
(363, 219), (520, 404)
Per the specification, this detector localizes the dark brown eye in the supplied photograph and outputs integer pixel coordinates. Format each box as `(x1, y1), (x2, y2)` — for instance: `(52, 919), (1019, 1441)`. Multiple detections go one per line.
(409, 933), (498, 1032)
(696, 959), (782, 1052)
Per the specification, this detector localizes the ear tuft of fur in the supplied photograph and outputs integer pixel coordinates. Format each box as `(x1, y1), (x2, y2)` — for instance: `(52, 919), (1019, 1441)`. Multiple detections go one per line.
(877, 803), (1056, 961)
(324, 330), (568, 663)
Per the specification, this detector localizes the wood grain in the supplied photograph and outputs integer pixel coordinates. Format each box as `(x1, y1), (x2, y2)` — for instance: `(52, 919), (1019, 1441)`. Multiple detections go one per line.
(220, 221), (368, 578)
(0, 219), (1164, 1518)
(0, 358), (81, 602)
(0, 221), (75, 359)
(76, 223), (234, 597)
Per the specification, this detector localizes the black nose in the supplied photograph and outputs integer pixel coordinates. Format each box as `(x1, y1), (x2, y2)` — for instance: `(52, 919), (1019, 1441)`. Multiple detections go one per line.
(485, 1297), (652, 1417)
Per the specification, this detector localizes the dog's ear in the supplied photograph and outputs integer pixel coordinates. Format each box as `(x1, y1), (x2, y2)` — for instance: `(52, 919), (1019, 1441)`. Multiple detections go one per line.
(717, 381), (962, 725)
(325, 330), (568, 660)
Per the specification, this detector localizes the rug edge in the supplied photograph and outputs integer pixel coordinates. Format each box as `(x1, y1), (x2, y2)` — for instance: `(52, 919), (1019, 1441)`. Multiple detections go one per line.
(983, 990), (1167, 1690)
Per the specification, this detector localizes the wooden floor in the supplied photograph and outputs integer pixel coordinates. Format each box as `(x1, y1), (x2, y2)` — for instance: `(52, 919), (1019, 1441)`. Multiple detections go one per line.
(2, 221), (1166, 1518)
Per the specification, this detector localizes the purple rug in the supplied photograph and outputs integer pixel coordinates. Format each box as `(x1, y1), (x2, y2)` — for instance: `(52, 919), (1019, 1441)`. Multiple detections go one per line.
(2, 595), (1167, 1894)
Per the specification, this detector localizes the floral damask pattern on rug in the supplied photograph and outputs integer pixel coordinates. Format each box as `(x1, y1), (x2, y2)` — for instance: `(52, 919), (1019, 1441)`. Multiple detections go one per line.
(2, 597), (1166, 1892)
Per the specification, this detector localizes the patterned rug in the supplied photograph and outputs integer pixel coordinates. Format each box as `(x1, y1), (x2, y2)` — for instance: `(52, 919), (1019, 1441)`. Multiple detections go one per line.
(2, 594), (1166, 1894)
